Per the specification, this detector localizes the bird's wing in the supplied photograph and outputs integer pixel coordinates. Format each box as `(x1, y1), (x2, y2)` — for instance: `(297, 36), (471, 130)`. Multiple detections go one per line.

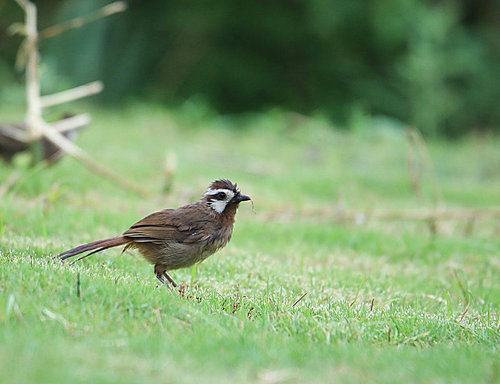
(123, 206), (217, 245)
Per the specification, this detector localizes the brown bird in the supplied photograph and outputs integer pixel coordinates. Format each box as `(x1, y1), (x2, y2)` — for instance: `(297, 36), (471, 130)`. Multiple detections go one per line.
(59, 179), (251, 288)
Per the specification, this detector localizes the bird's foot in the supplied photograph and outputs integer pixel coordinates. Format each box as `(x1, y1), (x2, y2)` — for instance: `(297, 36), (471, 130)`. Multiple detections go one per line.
(154, 265), (179, 291)
(155, 273), (173, 290)
(162, 271), (178, 288)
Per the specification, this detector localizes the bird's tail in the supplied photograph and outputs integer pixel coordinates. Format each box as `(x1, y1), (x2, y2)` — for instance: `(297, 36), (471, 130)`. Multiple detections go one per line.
(59, 236), (130, 262)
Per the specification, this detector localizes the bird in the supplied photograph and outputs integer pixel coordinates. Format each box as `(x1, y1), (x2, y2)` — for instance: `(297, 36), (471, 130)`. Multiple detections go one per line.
(58, 179), (251, 288)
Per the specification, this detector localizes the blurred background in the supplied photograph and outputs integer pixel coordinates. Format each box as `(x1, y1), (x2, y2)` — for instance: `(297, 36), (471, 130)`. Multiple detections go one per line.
(1, 3), (500, 383)
(1, 0), (499, 138)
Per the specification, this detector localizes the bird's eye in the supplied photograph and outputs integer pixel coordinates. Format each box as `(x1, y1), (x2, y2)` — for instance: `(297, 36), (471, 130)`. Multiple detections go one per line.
(216, 192), (226, 200)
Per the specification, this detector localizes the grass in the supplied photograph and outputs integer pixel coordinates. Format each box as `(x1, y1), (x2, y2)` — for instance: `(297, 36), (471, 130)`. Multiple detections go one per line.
(1, 102), (499, 383)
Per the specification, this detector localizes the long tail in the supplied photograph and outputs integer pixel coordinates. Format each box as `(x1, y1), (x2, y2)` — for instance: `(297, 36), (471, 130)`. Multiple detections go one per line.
(59, 236), (131, 262)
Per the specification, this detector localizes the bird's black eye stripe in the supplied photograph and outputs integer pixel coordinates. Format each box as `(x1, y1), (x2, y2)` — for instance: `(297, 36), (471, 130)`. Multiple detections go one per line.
(216, 192), (226, 200)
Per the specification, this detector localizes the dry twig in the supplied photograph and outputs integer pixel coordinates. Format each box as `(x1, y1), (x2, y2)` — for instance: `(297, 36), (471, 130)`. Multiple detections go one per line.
(406, 128), (443, 206)
(40, 81), (103, 109)
(38, 2), (127, 40)
(292, 292), (308, 308)
(6, 0), (147, 196)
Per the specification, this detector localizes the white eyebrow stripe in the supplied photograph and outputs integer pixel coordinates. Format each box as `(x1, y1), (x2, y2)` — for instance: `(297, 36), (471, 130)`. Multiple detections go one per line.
(204, 188), (233, 196)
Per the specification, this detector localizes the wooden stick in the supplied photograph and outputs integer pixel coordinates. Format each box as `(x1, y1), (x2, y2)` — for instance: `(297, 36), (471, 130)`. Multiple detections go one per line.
(41, 81), (103, 108)
(0, 114), (89, 143)
(0, 123), (29, 142)
(263, 207), (500, 223)
(51, 114), (91, 134)
(39, 1), (127, 40)
(346, 208), (500, 222)
(16, 0), (42, 141)
(365, 209), (500, 221)
(12, 1), (147, 196)
(39, 120), (149, 197)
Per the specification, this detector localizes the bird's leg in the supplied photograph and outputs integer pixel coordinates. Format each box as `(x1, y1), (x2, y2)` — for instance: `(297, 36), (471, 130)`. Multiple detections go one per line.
(155, 271), (167, 285)
(154, 264), (173, 290)
(162, 271), (178, 288)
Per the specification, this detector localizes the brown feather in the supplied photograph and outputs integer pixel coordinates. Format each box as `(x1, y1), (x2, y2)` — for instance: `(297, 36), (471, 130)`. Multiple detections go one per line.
(59, 236), (130, 261)
(58, 179), (250, 285)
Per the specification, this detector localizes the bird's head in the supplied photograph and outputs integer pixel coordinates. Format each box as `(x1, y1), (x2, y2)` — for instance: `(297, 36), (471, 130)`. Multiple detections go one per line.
(203, 179), (251, 213)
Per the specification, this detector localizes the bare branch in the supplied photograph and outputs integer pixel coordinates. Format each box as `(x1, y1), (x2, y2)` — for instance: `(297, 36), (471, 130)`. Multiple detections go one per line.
(40, 121), (150, 197)
(0, 123), (30, 142)
(15, 0), (42, 140)
(51, 114), (91, 134)
(366, 209), (500, 221)
(7, 22), (26, 36)
(262, 207), (500, 224)
(15, 0), (34, 12)
(11, 1), (146, 196)
(41, 81), (103, 108)
(39, 1), (127, 40)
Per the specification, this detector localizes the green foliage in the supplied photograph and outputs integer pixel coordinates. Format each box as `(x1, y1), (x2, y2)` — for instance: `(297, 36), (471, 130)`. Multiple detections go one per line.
(0, 104), (499, 382)
(1, 0), (500, 136)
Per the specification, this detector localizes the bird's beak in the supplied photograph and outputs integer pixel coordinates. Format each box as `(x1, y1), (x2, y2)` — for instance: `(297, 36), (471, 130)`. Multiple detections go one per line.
(231, 194), (251, 204)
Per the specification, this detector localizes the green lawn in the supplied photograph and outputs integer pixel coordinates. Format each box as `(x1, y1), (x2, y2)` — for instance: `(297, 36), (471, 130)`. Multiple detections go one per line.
(1, 104), (499, 383)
